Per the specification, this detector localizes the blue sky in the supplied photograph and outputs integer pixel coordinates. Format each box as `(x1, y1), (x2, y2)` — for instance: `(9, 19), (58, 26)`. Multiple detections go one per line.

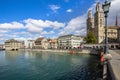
(0, 0), (94, 22)
(0, 0), (120, 43)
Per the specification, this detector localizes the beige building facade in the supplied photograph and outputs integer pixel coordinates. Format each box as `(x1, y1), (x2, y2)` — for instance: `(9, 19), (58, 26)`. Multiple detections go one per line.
(35, 37), (49, 49)
(5, 39), (24, 50)
(118, 28), (120, 46)
(49, 39), (58, 49)
(87, 2), (119, 44)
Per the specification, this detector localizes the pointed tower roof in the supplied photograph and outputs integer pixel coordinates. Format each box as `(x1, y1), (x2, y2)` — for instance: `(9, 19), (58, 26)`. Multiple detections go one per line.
(96, 2), (103, 12)
(88, 10), (92, 18)
(115, 15), (118, 27)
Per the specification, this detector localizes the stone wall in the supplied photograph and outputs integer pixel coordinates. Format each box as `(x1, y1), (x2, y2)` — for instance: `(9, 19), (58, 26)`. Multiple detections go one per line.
(20, 49), (98, 55)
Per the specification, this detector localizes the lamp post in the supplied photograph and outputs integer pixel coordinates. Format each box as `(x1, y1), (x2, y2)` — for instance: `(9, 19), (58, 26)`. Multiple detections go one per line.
(102, 1), (111, 79)
(102, 0), (111, 54)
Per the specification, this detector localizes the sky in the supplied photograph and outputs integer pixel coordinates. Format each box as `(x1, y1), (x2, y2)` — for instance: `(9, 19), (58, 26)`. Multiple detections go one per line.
(0, 0), (120, 43)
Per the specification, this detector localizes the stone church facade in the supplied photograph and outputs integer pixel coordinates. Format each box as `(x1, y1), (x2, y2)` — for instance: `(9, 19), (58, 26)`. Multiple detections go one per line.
(87, 2), (119, 44)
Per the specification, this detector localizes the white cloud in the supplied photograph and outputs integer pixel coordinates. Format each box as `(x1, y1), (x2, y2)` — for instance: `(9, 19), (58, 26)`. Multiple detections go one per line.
(49, 5), (60, 12)
(0, 21), (24, 30)
(24, 22), (43, 33)
(0, 18), (65, 43)
(66, 9), (73, 13)
(59, 14), (87, 36)
(41, 31), (55, 34)
(49, 31), (55, 34)
(13, 32), (30, 35)
(24, 18), (65, 33)
(41, 31), (48, 34)
(108, 0), (120, 26)
(48, 21), (65, 29)
(24, 19), (49, 27)
(0, 30), (8, 33)
(14, 37), (27, 41)
(0, 34), (8, 38)
(0, 33), (19, 42)
(0, 21), (25, 41)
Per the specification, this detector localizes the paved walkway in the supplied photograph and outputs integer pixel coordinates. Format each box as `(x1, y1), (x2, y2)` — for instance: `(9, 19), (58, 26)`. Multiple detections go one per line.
(108, 50), (120, 80)
(113, 50), (120, 55)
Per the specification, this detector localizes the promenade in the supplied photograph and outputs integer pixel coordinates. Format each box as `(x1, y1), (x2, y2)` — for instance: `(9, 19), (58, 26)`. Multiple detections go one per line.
(108, 50), (120, 80)
(20, 48), (98, 55)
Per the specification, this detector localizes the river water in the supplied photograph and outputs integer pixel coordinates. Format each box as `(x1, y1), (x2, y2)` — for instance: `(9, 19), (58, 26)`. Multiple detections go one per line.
(0, 51), (102, 80)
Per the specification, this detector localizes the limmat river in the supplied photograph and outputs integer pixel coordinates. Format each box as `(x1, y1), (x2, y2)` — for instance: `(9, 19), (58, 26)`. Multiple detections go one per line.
(0, 50), (102, 80)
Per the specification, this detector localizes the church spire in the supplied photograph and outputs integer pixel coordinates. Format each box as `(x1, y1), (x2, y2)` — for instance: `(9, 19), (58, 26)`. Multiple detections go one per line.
(115, 15), (118, 27)
(96, 2), (102, 12)
(88, 10), (92, 18)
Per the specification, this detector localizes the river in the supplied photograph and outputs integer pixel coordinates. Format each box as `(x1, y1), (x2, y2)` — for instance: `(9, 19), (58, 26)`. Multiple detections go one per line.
(0, 50), (102, 80)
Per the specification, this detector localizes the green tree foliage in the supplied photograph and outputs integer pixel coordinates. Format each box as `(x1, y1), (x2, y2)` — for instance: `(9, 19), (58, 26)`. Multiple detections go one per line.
(84, 31), (96, 43)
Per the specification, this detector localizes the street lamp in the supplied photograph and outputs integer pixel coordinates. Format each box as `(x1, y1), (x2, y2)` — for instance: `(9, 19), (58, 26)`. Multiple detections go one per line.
(102, 1), (111, 79)
(102, 0), (111, 54)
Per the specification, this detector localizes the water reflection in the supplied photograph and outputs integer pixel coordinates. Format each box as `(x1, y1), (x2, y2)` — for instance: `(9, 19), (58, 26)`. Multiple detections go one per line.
(5, 51), (20, 59)
(24, 51), (37, 59)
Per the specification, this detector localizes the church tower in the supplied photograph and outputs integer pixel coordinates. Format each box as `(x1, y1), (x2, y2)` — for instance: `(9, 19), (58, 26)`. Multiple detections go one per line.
(94, 2), (105, 43)
(87, 10), (94, 35)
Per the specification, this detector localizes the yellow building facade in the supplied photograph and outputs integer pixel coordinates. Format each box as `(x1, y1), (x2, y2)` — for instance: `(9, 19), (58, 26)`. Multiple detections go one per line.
(5, 39), (24, 50)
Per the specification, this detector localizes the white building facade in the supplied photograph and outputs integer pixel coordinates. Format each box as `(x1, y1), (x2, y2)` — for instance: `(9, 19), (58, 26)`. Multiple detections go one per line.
(58, 35), (83, 49)
(25, 40), (35, 49)
(0, 44), (5, 50)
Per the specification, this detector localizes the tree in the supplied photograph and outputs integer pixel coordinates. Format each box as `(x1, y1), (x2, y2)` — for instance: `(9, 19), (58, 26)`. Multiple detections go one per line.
(84, 31), (96, 43)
